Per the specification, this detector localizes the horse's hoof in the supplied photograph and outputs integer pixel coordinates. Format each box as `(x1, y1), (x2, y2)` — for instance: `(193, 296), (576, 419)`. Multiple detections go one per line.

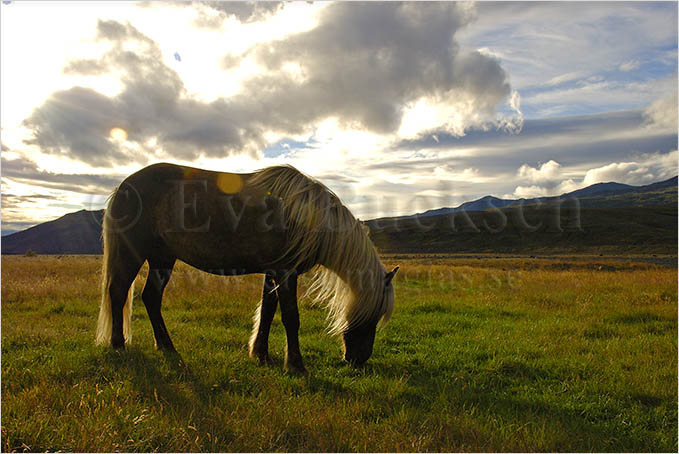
(285, 362), (309, 377)
(156, 344), (177, 353)
(111, 340), (126, 350)
(249, 349), (271, 365)
(257, 355), (272, 366)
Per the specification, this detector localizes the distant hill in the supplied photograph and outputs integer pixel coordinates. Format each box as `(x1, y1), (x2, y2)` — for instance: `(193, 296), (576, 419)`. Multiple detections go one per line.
(409, 176), (678, 218)
(366, 204), (677, 255)
(1, 210), (104, 254)
(1, 176), (677, 255)
(368, 176), (677, 254)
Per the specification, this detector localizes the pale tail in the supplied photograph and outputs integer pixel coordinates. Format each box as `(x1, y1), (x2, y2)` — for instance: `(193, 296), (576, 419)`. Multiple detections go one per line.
(95, 192), (134, 345)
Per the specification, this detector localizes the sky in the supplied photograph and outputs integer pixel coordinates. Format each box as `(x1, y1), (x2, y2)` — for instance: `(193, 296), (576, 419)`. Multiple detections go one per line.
(1, 1), (677, 234)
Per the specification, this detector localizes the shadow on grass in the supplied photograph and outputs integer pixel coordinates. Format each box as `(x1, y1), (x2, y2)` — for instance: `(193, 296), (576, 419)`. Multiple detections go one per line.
(95, 347), (195, 400)
(350, 358), (666, 451)
(89, 341), (673, 452)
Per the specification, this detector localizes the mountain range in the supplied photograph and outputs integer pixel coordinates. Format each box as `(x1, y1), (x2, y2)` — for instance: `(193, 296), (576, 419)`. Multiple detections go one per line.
(394, 176), (678, 219)
(2, 176), (677, 255)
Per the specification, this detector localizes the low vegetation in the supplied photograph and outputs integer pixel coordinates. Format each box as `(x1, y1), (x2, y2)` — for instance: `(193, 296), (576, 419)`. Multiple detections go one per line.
(368, 204), (678, 255)
(1, 254), (677, 451)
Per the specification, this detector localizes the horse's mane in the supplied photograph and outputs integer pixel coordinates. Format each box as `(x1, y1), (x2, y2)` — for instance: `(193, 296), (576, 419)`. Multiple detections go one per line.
(248, 165), (394, 335)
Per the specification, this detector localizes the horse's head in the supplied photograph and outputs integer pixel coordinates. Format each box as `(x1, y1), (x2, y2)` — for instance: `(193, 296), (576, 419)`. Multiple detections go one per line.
(343, 266), (398, 366)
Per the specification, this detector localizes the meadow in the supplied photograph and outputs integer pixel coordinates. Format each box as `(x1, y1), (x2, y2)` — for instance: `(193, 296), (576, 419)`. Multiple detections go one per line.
(1, 254), (677, 452)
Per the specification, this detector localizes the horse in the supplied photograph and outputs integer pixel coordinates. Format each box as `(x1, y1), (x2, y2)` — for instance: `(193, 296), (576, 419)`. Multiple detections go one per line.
(95, 162), (398, 374)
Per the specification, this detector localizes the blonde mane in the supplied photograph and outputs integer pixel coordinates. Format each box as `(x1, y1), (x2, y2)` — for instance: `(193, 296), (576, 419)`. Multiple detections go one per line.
(248, 165), (394, 335)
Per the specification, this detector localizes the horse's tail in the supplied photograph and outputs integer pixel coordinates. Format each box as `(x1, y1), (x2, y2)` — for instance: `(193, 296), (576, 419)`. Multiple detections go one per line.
(95, 189), (134, 345)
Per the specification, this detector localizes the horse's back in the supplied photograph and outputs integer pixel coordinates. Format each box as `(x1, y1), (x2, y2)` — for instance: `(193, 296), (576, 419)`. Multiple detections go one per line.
(115, 163), (290, 274)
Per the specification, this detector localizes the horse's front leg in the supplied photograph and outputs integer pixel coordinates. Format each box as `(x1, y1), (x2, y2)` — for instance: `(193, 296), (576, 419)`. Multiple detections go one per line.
(249, 273), (278, 364)
(278, 273), (307, 375)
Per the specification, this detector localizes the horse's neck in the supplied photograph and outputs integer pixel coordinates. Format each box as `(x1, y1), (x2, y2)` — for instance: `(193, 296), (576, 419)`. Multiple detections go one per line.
(321, 236), (383, 294)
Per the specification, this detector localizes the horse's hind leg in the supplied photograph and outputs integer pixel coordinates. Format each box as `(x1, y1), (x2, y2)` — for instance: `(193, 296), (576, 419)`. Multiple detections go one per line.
(278, 273), (307, 375)
(109, 256), (143, 349)
(110, 275), (136, 349)
(249, 273), (279, 364)
(142, 257), (177, 351)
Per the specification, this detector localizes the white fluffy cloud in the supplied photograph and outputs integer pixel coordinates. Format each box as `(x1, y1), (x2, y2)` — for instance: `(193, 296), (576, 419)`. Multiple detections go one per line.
(517, 160), (563, 183)
(643, 91), (678, 131)
(582, 151), (678, 186)
(513, 160), (580, 197)
(512, 150), (678, 198)
(513, 180), (580, 199)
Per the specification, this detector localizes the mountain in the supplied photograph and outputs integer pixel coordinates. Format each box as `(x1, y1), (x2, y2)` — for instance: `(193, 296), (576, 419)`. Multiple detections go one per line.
(566, 181), (634, 198)
(366, 176), (677, 254)
(1, 176), (677, 255)
(407, 176), (678, 218)
(1, 209), (104, 254)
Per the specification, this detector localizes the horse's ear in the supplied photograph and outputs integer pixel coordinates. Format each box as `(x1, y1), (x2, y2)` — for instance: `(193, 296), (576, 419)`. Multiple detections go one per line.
(385, 265), (399, 286)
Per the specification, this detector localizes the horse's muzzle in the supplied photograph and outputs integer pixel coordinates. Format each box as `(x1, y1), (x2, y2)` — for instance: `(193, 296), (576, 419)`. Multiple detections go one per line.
(343, 349), (371, 367)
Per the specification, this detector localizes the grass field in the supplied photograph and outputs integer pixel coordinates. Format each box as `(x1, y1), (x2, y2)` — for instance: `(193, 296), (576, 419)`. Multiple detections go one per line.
(1, 254), (677, 452)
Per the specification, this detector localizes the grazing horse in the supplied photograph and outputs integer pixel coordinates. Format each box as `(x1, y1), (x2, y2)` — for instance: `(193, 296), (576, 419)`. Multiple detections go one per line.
(95, 163), (397, 373)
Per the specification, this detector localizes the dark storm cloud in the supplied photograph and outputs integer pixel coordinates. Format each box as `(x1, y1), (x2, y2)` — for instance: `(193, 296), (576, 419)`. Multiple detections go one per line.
(23, 4), (513, 167)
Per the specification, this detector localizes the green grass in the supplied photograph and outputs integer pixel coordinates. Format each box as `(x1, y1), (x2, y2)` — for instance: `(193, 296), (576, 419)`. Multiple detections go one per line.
(2, 255), (677, 451)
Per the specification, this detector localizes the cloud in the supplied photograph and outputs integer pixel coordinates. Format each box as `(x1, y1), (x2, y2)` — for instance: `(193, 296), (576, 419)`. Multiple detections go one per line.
(513, 180), (580, 199)
(23, 20), (262, 166)
(582, 150), (678, 186)
(1, 153), (122, 194)
(643, 91), (678, 131)
(523, 76), (678, 118)
(545, 72), (583, 86)
(8, 2), (677, 228)
(23, 86), (129, 166)
(394, 109), (677, 176)
(198, 1), (283, 24)
(513, 160), (580, 197)
(460, 2), (678, 117)
(22, 4), (516, 167)
(619, 59), (641, 72)
(0, 151), (123, 230)
(504, 89), (524, 133)
(140, 1), (284, 27)
(512, 184), (552, 198)
(511, 150), (677, 198)
(517, 160), (562, 183)
(237, 2), (511, 137)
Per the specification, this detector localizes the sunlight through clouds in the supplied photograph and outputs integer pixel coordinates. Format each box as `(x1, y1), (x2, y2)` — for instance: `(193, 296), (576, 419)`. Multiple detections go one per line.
(109, 127), (128, 142)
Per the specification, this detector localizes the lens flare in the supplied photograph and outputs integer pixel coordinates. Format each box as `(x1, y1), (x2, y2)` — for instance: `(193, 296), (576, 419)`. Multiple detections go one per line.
(109, 127), (128, 141)
(216, 172), (243, 194)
